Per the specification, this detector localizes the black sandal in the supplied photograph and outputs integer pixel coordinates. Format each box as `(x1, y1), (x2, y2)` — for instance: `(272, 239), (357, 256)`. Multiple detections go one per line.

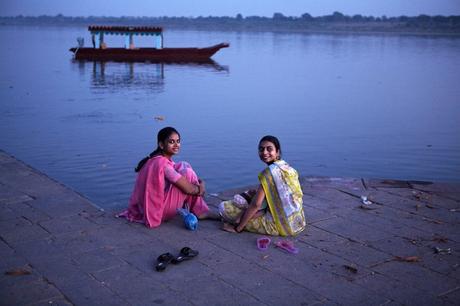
(172, 247), (199, 264)
(155, 252), (174, 272)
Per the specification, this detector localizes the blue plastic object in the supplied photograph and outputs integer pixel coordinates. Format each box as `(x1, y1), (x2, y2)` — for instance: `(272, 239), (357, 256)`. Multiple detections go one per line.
(177, 208), (198, 231)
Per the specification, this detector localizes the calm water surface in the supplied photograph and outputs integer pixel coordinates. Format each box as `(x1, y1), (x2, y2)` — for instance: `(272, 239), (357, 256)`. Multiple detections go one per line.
(1, 26), (459, 209)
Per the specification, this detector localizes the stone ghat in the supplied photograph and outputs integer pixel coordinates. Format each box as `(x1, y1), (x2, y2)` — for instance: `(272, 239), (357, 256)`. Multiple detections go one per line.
(1, 150), (459, 305)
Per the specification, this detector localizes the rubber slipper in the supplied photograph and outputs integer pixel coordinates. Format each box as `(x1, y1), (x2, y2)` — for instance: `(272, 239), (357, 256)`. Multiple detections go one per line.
(257, 237), (271, 251)
(172, 247), (199, 264)
(155, 252), (174, 272)
(274, 240), (299, 254)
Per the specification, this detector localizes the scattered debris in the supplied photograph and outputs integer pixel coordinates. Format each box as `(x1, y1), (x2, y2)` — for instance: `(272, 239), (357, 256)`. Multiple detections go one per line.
(422, 217), (443, 224)
(359, 195), (377, 210)
(343, 264), (358, 273)
(78, 211), (92, 218)
(432, 236), (449, 243)
(154, 116), (165, 121)
(433, 247), (452, 255)
(413, 203), (436, 210)
(449, 208), (460, 212)
(394, 256), (421, 263)
(360, 195), (372, 205)
(438, 286), (460, 298)
(412, 191), (431, 201)
(262, 255), (270, 260)
(5, 268), (32, 276)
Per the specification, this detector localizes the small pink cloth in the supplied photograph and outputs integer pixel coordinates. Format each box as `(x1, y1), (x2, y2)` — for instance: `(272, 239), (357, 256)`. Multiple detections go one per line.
(118, 156), (209, 228)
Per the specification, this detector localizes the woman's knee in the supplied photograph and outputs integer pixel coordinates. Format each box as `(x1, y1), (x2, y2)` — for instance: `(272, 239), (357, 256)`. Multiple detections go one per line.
(175, 161), (198, 181)
(174, 161), (191, 174)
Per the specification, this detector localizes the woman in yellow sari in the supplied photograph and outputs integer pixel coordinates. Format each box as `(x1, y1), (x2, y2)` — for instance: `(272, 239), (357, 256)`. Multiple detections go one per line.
(219, 136), (306, 236)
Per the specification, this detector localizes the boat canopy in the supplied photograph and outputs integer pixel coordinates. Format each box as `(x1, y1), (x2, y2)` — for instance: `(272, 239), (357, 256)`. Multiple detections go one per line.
(88, 25), (163, 36)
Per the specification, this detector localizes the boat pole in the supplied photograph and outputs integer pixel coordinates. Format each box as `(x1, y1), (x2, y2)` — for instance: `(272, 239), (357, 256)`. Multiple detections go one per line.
(129, 34), (134, 49)
(99, 32), (105, 49)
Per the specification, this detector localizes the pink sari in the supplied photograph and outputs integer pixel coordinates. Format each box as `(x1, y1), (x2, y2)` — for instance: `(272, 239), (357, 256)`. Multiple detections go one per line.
(118, 155), (209, 228)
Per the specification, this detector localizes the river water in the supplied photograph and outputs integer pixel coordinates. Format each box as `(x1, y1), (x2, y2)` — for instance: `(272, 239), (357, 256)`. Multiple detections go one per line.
(1, 25), (459, 209)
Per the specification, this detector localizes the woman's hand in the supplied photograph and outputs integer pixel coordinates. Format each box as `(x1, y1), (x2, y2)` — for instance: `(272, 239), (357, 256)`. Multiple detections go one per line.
(174, 177), (204, 196)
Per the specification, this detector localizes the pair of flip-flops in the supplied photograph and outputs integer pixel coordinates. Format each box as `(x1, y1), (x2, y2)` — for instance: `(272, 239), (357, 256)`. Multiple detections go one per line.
(155, 247), (199, 272)
(257, 237), (299, 254)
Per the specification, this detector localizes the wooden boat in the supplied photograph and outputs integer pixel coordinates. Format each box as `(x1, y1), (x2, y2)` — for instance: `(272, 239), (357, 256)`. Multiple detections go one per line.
(70, 25), (229, 62)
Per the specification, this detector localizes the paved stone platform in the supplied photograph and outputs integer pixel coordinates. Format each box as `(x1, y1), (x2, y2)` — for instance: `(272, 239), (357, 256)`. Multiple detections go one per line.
(1, 150), (459, 305)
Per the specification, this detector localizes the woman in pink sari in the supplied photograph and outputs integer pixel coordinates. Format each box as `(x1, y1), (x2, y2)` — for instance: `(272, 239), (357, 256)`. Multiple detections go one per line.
(118, 127), (215, 228)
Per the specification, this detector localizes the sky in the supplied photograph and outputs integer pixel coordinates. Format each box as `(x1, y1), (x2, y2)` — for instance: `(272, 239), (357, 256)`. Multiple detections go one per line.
(1, 0), (460, 18)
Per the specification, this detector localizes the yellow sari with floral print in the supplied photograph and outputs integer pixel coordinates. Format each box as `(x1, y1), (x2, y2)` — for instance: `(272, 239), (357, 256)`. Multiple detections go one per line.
(219, 160), (306, 236)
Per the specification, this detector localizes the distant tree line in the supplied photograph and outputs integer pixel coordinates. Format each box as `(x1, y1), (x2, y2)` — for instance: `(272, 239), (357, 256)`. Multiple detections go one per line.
(1, 12), (460, 34)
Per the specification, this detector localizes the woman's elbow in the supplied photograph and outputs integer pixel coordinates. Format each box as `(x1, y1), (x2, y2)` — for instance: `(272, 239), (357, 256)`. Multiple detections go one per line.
(251, 201), (262, 210)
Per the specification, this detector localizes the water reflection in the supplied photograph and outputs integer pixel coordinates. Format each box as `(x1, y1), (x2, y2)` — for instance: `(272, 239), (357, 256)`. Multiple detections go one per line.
(73, 59), (229, 93)
(91, 61), (164, 92)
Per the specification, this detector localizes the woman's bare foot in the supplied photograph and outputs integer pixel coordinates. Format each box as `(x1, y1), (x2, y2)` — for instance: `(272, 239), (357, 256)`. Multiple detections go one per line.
(198, 209), (221, 220)
(222, 222), (237, 233)
(234, 210), (246, 223)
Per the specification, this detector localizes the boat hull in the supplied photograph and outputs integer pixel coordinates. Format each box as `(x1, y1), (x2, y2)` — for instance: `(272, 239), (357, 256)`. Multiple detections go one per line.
(70, 43), (229, 62)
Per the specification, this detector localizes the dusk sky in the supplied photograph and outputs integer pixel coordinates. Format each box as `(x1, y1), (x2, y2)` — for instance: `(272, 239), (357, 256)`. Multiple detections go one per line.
(1, 0), (460, 17)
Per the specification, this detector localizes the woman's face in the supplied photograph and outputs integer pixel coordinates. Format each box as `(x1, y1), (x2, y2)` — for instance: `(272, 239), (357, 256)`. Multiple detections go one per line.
(258, 140), (279, 164)
(160, 132), (181, 157)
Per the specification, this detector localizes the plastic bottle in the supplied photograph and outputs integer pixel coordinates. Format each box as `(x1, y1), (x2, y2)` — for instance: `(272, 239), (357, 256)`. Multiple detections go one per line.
(177, 208), (198, 231)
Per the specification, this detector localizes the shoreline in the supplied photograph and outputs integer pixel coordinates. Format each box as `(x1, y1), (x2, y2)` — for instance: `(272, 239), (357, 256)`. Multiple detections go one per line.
(1, 22), (460, 38)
